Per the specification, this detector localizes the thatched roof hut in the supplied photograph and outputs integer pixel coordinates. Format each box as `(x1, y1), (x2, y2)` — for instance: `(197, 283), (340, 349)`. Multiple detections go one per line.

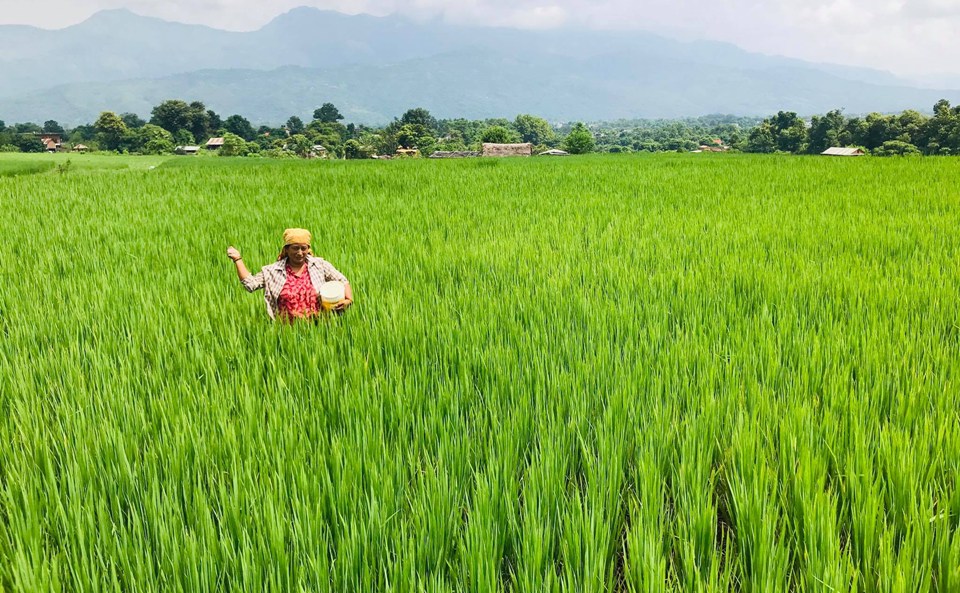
(482, 143), (533, 157)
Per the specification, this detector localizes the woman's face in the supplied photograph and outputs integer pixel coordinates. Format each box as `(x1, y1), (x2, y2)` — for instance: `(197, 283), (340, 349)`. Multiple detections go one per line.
(286, 243), (310, 265)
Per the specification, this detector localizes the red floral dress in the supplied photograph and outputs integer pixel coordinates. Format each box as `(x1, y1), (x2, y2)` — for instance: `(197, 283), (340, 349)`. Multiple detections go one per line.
(277, 265), (320, 319)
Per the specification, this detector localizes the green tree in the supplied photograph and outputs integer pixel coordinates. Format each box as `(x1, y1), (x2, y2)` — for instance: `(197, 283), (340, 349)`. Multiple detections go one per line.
(43, 120), (65, 134)
(925, 99), (960, 154)
(206, 109), (222, 136)
(513, 114), (555, 146)
(745, 122), (776, 153)
(136, 124), (175, 154)
(150, 100), (192, 135)
(14, 123), (42, 134)
(14, 135), (44, 153)
(897, 110), (926, 145)
(768, 111), (807, 152)
(224, 115), (256, 141)
(220, 132), (248, 157)
(286, 134), (313, 158)
(121, 113), (146, 129)
(400, 108), (438, 132)
(68, 124), (97, 143)
(286, 116), (305, 135)
(439, 118), (484, 144)
(396, 124), (435, 152)
(481, 125), (521, 144)
(873, 140), (920, 156)
(95, 111), (129, 151)
(304, 121), (346, 157)
(173, 129), (195, 147)
(434, 129), (467, 152)
(344, 139), (374, 159)
(807, 109), (846, 154)
(563, 122), (595, 154)
(187, 102), (213, 142)
(313, 103), (344, 123)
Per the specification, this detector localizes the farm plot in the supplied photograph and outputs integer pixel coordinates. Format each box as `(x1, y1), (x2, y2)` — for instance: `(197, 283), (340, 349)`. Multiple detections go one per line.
(1, 154), (959, 592)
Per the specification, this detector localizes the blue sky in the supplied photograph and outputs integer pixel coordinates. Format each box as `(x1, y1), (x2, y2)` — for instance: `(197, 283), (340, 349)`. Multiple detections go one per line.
(1, 0), (959, 83)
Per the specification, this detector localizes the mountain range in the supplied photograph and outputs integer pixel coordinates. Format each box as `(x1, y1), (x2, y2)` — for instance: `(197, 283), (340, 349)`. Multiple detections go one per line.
(1, 7), (958, 125)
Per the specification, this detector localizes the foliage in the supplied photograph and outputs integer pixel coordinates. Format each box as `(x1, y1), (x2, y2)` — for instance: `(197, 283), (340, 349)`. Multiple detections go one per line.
(395, 123), (436, 154)
(120, 113), (146, 129)
(745, 122), (776, 153)
(807, 109), (846, 154)
(134, 124), (175, 155)
(285, 133), (313, 157)
(42, 120), (65, 134)
(219, 132), (248, 157)
(173, 129), (195, 147)
(150, 99), (217, 143)
(13, 134), (45, 153)
(313, 103), (344, 123)
(286, 116), (305, 134)
(480, 125), (521, 144)
(563, 122), (596, 154)
(873, 140), (921, 156)
(8, 98), (960, 158)
(94, 111), (128, 152)
(344, 139), (374, 159)
(224, 114), (256, 141)
(150, 100), (192, 135)
(514, 114), (556, 146)
(399, 107), (438, 132)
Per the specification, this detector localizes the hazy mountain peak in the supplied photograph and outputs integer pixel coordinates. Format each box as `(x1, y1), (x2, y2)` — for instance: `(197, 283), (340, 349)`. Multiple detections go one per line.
(73, 8), (144, 27)
(0, 6), (957, 124)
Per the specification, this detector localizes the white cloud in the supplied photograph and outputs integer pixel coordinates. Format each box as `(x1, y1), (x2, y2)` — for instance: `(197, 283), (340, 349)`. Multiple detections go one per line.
(0, 0), (957, 80)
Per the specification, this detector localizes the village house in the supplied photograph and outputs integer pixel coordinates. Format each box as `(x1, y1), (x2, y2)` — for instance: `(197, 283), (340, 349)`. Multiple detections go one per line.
(176, 146), (200, 155)
(205, 137), (225, 150)
(72, 144), (89, 153)
(40, 133), (62, 153)
(697, 139), (728, 152)
(482, 143), (533, 157)
(821, 147), (865, 156)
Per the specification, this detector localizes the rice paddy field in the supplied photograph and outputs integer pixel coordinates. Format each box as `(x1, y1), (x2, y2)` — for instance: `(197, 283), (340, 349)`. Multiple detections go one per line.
(1, 152), (959, 592)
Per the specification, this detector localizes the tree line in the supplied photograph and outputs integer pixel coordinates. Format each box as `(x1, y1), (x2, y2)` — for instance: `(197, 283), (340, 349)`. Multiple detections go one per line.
(2, 99), (959, 157)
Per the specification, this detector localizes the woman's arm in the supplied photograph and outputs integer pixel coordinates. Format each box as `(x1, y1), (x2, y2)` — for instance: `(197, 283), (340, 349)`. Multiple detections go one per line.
(227, 246), (264, 292)
(334, 282), (354, 311)
(227, 247), (251, 280)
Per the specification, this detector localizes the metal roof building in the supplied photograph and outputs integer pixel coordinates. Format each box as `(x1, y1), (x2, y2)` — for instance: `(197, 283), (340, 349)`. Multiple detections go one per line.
(821, 147), (865, 156)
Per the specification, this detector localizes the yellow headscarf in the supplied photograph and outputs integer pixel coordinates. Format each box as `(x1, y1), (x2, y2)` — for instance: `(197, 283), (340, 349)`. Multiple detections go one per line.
(278, 228), (312, 260)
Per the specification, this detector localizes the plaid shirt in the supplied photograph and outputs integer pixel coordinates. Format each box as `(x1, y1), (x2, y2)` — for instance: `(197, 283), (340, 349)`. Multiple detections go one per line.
(242, 256), (348, 319)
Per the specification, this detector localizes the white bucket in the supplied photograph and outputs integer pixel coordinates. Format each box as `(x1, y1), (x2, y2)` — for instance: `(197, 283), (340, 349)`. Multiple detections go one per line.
(319, 281), (346, 310)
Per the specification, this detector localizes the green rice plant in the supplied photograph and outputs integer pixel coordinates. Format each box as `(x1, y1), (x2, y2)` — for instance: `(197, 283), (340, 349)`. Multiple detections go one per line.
(1, 153), (959, 592)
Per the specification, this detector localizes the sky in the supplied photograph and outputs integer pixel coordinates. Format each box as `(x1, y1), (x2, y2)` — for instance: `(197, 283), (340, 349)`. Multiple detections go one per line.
(1, 0), (959, 83)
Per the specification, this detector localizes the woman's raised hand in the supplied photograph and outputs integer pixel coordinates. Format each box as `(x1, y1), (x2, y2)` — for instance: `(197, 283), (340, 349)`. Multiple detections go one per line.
(226, 246), (242, 262)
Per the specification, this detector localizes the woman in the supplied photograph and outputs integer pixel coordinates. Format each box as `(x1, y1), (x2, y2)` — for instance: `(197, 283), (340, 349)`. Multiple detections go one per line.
(227, 228), (353, 320)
